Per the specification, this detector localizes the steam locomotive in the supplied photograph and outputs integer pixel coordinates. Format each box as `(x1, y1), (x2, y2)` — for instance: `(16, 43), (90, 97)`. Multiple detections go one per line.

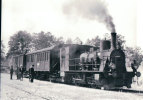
(12, 32), (140, 89)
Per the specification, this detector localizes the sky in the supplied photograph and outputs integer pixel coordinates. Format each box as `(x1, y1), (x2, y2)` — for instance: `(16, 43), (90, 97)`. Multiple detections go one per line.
(2, 0), (143, 53)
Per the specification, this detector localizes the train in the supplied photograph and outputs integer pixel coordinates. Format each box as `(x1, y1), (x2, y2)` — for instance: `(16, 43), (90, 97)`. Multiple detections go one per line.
(12, 32), (140, 89)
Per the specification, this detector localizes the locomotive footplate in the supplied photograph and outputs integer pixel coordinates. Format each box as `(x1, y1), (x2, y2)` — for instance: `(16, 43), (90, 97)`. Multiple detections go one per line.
(65, 70), (107, 74)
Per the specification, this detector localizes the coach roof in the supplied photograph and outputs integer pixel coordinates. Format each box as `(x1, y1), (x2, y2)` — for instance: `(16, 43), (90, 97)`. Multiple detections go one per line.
(26, 44), (99, 55)
(26, 45), (55, 55)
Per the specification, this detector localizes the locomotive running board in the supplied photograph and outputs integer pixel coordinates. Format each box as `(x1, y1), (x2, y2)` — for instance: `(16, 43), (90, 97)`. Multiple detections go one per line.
(65, 71), (105, 74)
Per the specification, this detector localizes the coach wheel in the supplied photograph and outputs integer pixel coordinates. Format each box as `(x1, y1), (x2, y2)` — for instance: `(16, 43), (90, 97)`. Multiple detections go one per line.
(103, 72), (108, 78)
(75, 81), (80, 86)
(127, 84), (131, 88)
(90, 84), (96, 88)
(112, 72), (117, 78)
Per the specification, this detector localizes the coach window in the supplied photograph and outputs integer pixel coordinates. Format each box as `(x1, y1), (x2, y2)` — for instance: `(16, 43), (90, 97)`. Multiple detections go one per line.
(43, 53), (45, 61)
(41, 53), (42, 61)
(38, 54), (40, 61)
(37, 54), (38, 61)
(31, 54), (34, 62)
(30, 55), (33, 62)
(40, 53), (42, 61)
(29, 55), (31, 62)
(47, 52), (49, 61)
(41, 53), (43, 61)
(39, 53), (40, 61)
(45, 52), (47, 61)
(31, 55), (32, 62)
(27, 56), (28, 62)
(43, 52), (45, 61)
(42, 53), (44, 61)
(27, 56), (29, 62)
(42, 53), (43, 61)
(31, 55), (33, 62)
(21, 56), (22, 63)
(37, 54), (39, 61)
(43, 53), (44, 61)
(39, 54), (40, 61)
(28, 55), (30, 62)
(33, 54), (34, 62)
(44, 52), (46, 61)
(45, 52), (46, 61)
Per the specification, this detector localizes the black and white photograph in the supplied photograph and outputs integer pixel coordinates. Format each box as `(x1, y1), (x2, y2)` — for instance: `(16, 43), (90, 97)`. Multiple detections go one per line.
(1, 0), (143, 100)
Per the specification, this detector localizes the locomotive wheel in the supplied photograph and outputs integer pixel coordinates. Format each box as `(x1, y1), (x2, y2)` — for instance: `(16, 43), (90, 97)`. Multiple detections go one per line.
(75, 82), (80, 86)
(102, 85), (110, 90)
(136, 72), (141, 77)
(91, 84), (100, 89)
(90, 84), (96, 88)
(100, 79), (111, 90)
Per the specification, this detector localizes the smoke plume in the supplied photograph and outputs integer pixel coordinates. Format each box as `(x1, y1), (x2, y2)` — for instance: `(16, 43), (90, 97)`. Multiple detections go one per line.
(63, 0), (116, 32)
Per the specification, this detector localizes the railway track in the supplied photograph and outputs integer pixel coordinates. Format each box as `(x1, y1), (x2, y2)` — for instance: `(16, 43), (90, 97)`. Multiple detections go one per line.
(6, 83), (51, 100)
(110, 88), (143, 97)
(36, 76), (143, 96)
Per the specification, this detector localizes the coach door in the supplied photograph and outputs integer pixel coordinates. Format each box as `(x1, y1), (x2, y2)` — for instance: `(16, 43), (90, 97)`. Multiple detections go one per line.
(44, 51), (50, 71)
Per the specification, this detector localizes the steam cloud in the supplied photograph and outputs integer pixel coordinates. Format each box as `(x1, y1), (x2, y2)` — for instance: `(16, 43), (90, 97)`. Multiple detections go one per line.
(63, 0), (116, 32)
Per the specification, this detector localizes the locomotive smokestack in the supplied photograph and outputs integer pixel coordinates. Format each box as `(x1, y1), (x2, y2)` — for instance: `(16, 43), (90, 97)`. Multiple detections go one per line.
(111, 32), (116, 50)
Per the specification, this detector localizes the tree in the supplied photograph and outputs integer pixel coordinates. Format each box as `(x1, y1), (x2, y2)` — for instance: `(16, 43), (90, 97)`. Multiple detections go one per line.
(116, 34), (126, 49)
(66, 38), (73, 44)
(73, 37), (82, 45)
(7, 31), (32, 58)
(86, 36), (100, 47)
(103, 33), (126, 49)
(125, 47), (143, 68)
(1, 41), (5, 61)
(55, 37), (65, 45)
(32, 31), (64, 50)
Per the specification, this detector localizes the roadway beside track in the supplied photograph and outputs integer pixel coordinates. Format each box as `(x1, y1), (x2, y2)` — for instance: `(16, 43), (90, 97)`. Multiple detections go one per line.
(1, 73), (143, 100)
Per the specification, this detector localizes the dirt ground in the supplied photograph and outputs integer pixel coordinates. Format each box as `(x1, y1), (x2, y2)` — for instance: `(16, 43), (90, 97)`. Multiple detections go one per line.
(0, 73), (143, 100)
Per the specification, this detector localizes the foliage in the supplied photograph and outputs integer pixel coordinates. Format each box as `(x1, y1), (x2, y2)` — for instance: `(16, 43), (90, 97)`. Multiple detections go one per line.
(103, 33), (126, 49)
(7, 31), (32, 58)
(1, 41), (5, 61)
(125, 47), (143, 68)
(86, 36), (100, 47)
(73, 37), (82, 45)
(66, 38), (73, 44)
(55, 37), (65, 45)
(116, 34), (126, 49)
(31, 31), (64, 50)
